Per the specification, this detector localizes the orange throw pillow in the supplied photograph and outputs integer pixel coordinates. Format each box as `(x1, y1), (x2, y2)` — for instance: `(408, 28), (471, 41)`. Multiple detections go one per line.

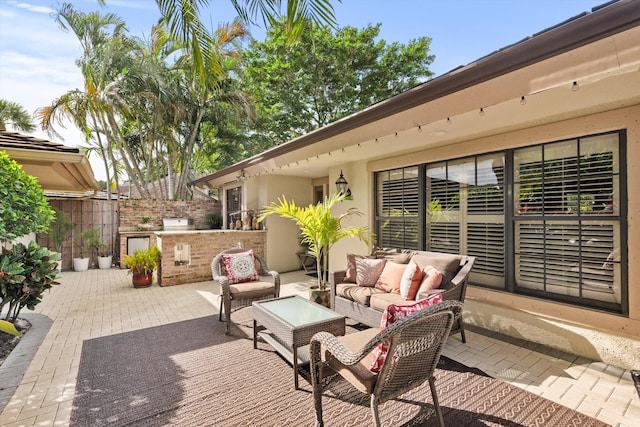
(400, 260), (423, 300)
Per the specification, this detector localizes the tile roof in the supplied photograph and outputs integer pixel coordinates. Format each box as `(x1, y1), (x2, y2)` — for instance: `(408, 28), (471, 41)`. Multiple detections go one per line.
(0, 130), (80, 153)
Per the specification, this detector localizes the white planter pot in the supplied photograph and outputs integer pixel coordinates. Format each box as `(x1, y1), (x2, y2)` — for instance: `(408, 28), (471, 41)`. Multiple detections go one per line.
(98, 256), (113, 269)
(73, 257), (90, 272)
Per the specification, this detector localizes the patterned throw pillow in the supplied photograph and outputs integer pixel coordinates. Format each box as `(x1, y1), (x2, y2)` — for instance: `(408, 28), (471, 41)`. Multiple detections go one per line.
(344, 253), (368, 283)
(369, 293), (443, 372)
(355, 258), (387, 287)
(221, 250), (259, 284)
(399, 260), (423, 300)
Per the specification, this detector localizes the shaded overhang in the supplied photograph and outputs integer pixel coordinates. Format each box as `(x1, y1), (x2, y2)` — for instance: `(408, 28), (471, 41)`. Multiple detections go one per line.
(190, 0), (640, 189)
(1, 132), (100, 196)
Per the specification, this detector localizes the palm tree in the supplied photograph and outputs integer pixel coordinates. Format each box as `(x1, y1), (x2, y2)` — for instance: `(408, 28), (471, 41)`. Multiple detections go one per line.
(169, 19), (252, 199)
(0, 99), (35, 132)
(38, 4), (147, 198)
(155, 0), (338, 86)
(259, 192), (371, 290)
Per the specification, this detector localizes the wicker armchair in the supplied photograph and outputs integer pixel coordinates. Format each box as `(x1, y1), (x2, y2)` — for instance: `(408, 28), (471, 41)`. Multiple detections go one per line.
(310, 300), (463, 427)
(211, 248), (280, 335)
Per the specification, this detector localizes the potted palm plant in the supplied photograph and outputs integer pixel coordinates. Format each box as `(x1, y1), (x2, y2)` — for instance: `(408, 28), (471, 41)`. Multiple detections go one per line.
(46, 208), (72, 272)
(259, 192), (370, 307)
(123, 246), (160, 288)
(96, 241), (112, 269)
(73, 228), (98, 271)
(83, 227), (112, 269)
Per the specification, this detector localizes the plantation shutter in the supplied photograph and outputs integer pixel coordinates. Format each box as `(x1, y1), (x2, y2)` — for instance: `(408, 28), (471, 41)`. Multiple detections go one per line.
(514, 134), (620, 305)
(375, 167), (420, 249)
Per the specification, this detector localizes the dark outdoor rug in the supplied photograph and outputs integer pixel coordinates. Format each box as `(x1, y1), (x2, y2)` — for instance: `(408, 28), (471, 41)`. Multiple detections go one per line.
(70, 309), (610, 426)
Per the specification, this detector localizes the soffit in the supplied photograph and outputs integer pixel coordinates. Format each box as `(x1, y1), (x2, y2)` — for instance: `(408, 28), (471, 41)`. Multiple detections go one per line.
(0, 131), (100, 195)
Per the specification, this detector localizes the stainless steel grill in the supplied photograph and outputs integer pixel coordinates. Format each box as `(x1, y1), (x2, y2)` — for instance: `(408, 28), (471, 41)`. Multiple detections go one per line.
(162, 218), (195, 230)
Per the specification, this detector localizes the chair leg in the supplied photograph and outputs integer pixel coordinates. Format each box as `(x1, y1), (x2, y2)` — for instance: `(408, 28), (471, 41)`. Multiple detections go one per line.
(428, 377), (445, 427)
(370, 395), (381, 427)
(218, 298), (223, 321)
(222, 294), (231, 335)
(311, 358), (324, 426)
(459, 318), (466, 343)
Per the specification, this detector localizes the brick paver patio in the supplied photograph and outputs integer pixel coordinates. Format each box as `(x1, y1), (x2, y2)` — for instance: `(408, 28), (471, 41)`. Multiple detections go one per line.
(0, 268), (638, 426)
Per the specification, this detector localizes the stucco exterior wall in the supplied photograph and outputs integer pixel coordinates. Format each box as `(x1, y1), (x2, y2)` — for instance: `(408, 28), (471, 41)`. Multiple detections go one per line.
(329, 163), (371, 271)
(356, 104), (640, 368)
(256, 174), (314, 272)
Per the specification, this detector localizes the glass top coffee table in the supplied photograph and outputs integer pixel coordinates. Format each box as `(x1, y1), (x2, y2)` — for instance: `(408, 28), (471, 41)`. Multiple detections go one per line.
(253, 295), (345, 389)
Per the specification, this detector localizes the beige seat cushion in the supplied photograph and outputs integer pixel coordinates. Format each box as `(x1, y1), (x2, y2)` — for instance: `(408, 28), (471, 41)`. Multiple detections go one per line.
(336, 283), (385, 305)
(369, 292), (408, 312)
(322, 328), (379, 394)
(229, 280), (275, 300)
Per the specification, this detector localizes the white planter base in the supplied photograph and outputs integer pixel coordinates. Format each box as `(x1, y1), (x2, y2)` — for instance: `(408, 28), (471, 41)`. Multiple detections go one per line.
(73, 257), (90, 272)
(98, 256), (113, 269)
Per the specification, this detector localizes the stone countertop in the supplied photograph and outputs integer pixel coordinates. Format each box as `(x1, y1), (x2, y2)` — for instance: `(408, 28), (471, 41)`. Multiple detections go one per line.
(155, 229), (266, 236)
(119, 229), (161, 234)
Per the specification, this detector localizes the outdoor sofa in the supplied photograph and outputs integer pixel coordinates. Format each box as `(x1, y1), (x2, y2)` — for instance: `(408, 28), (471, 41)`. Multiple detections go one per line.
(329, 249), (475, 342)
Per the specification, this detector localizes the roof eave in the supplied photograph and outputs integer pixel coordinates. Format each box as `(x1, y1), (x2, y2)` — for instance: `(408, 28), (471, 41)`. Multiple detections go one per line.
(190, 0), (640, 188)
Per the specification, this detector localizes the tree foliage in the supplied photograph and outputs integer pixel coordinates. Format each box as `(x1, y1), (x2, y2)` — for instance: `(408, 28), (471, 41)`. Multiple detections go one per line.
(242, 22), (435, 149)
(39, 4), (254, 200)
(0, 151), (55, 243)
(156, 0), (339, 80)
(0, 99), (35, 132)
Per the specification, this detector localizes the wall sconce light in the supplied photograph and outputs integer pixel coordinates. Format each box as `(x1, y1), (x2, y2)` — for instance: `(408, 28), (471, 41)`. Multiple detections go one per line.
(174, 244), (191, 266)
(335, 170), (352, 197)
(571, 81), (579, 91)
(237, 169), (247, 182)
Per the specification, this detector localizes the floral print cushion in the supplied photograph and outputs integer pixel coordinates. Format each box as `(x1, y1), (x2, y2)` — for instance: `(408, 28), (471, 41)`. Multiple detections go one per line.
(369, 293), (443, 373)
(221, 250), (259, 284)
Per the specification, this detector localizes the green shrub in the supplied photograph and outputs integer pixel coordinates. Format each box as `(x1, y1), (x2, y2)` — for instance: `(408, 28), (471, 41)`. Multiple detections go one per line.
(0, 151), (55, 243)
(0, 241), (60, 322)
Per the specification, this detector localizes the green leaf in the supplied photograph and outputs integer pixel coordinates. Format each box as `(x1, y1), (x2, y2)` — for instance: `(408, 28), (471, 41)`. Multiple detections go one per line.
(0, 319), (21, 337)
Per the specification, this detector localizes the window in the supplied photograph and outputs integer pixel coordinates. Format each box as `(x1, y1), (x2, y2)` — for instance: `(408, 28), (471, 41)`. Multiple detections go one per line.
(514, 133), (622, 308)
(426, 154), (505, 288)
(375, 166), (420, 249)
(374, 130), (626, 313)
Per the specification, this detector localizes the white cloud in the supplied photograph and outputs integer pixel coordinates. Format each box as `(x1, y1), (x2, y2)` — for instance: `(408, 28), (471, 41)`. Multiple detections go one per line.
(9, 1), (55, 15)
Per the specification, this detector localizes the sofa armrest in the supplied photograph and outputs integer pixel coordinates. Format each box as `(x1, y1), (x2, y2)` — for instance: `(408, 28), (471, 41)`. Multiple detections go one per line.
(418, 288), (459, 301)
(329, 270), (347, 287)
(450, 255), (476, 286)
(329, 270), (347, 308)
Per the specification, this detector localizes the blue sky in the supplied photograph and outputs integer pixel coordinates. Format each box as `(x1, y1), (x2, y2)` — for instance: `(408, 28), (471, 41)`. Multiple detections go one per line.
(0, 0), (601, 180)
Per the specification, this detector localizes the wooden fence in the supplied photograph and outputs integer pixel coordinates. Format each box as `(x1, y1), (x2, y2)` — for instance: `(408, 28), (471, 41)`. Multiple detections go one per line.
(37, 199), (119, 271)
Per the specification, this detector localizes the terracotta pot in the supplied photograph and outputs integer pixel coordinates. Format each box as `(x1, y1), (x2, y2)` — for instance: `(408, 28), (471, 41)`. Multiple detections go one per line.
(132, 273), (153, 288)
(309, 286), (331, 308)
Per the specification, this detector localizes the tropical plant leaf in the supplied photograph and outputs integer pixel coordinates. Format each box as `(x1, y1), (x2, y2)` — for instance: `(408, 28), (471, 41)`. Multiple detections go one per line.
(0, 319), (21, 337)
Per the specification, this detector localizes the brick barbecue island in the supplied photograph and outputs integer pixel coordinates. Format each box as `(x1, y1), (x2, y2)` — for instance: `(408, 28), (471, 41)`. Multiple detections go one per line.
(155, 230), (267, 286)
